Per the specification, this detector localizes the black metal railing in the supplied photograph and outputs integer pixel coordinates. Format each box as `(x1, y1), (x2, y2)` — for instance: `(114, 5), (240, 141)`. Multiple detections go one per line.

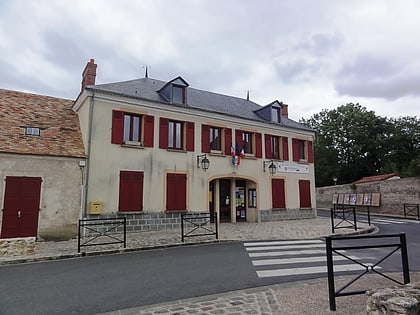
(78, 217), (126, 253)
(330, 205), (357, 233)
(181, 212), (218, 242)
(404, 203), (420, 220)
(326, 233), (410, 311)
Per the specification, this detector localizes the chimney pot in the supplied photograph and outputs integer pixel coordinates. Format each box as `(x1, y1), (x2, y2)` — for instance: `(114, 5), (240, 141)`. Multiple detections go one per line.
(281, 104), (288, 117)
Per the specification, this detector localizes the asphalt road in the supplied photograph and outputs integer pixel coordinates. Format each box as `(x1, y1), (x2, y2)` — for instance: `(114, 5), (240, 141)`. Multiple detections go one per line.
(1, 213), (418, 315)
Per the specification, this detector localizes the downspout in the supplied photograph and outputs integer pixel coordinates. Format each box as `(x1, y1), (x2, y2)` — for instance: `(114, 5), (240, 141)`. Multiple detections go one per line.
(83, 91), (95, 217)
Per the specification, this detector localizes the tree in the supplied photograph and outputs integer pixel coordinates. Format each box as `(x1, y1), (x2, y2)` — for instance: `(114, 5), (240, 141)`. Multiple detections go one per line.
(302, 103), (389, 186)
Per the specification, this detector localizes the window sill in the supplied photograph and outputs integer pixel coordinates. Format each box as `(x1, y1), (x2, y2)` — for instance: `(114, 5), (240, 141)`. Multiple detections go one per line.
(122, 143), (144, 149)
(167, 148), (187, 153)
(209, 151), (225, 157)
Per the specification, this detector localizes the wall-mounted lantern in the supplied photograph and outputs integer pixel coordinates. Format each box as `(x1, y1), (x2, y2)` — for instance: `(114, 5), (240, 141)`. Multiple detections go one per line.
(197, 154), (210, 171)
(333, 177), (338, 185)
(263, 160), (277, 176)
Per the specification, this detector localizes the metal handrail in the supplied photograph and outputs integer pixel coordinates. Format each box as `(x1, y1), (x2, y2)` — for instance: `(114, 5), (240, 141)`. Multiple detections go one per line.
(181, 212), (218, 242)
(326, 233), (410, 311)
(78, 217), (126, 253)
(404, 203), (420, 220)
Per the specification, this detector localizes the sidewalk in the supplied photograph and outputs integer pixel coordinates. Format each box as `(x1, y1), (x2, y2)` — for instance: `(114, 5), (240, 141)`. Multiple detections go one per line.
(3, 216), (416, 315)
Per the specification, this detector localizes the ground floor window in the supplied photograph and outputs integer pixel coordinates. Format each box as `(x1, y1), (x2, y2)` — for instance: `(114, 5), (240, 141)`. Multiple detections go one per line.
(166, 173), (187, 211)
(119, 171), (144, 212)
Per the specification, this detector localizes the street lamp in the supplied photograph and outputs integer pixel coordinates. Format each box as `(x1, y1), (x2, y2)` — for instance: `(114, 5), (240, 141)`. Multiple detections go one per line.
(197, 154), (210, 171)
(333, 177), (337, 185)
(263, 160), (277, 176)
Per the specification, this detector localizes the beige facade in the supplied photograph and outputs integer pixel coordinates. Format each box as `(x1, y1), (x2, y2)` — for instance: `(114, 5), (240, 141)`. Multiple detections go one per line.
(74, 61), (316, 224)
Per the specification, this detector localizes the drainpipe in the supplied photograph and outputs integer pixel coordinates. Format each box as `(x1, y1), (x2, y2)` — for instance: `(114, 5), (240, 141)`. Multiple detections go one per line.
(82, 91), (95, 218)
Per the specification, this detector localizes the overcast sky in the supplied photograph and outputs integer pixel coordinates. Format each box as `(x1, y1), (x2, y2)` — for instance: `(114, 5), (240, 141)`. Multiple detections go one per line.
(1, 0), (419, 121)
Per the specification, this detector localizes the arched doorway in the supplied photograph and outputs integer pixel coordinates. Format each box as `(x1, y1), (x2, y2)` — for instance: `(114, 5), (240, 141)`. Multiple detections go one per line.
(209, 177), (257, 223)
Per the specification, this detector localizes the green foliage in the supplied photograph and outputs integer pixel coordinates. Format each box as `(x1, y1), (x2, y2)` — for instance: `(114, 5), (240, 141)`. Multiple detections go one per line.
(302, 104), (420, 186)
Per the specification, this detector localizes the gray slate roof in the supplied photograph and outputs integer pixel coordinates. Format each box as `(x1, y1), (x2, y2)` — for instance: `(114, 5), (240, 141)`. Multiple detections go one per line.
(87, 77), (313, 132)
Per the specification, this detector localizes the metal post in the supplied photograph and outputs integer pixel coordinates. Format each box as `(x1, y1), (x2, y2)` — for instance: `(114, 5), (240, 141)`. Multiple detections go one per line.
(326, 236), (336, 311)
(400, 233), (410, 284)
(215, 212), (219, 240)
(417, 204), (420, 221)
(353, 207), (357, 231)
(404, 204), (407, 218)
(123, 217), (127, 248)
(330, 207), (335, 234)
(367, 206), (371, 226)
(181, 213), (185, 243)
(78, 219), (81, 253)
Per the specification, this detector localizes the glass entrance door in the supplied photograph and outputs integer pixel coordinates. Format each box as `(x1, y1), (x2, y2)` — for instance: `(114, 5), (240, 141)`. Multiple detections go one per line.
(219, 179), (231, 222)
(236, 180), (246, 222)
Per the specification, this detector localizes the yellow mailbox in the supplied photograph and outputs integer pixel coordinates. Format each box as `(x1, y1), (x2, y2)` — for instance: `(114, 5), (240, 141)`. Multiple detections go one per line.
(89, 200), (102, 215)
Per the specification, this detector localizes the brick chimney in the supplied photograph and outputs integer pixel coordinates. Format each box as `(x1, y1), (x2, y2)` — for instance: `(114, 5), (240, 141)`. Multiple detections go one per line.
(81, 59), (97, 91)
(281, 103), (288, 117)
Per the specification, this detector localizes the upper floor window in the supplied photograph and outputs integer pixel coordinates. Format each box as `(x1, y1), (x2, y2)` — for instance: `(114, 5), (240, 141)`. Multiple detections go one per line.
(159, 118), (194, 151)
(235, 130), (262, 158)
(25, 127), (41, 136)
(112, 110), (154, 147)
(168, 120), (183, 149)
(210, 126), (221, 151)
(265, 134), (289, 160)
(292, 138), (314, 163)
(123, 113), (141, 143)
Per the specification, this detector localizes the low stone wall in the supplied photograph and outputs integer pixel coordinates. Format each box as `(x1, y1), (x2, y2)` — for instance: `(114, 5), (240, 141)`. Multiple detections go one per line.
(366, 282), (420, 314)
(258, 208), (316, 222)
(0, 237), (36, 257)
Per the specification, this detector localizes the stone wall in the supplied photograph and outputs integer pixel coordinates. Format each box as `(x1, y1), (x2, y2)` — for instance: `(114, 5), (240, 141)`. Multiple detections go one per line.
(258, 208), (316, 222)
(366, 282), (420, 314)
(316, 177), (420, 216)
(0, 237), (35, 257)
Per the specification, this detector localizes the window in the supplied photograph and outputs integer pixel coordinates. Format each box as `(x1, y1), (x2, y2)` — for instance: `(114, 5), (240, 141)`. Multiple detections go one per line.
(272, 107), (281, 123)
(299, 180), (311, 208)
(25, 127), (41, 136)
(235, 130), (262, 158)
(292, 138), (314, 163)
(201, 125), (232, 155)
(112, 110), (154, 147)
(265, 134), (289, 160)
(159, 118), (194, 151)
(168, 120), (183, 149)
(272, 179), (286, 209)
(166, 173), (187, 211)
(172, 85), (185, 104)
(210, 127), (221, 151)
(123, 113), (141, 143)
(119, 171), (144, 212)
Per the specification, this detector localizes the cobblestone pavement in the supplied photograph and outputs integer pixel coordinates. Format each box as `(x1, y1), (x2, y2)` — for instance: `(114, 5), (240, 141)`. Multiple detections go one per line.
(3, 217), (400, 315)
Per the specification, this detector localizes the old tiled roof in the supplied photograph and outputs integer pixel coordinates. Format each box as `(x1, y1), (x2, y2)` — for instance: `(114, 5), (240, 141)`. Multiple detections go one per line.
(87, 77), (314, 132)
(0, 89), (85, 158)
(353, 173), (400, 184)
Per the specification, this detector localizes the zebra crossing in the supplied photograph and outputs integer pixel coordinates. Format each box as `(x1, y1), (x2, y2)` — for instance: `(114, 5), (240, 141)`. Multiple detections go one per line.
(358, 217), (420, 225)
(244, 239), (378, 279)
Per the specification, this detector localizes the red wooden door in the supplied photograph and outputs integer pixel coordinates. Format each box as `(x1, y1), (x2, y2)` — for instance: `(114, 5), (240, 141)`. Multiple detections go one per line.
(298, 180), (311, 208)
(1, 177), (42, 238)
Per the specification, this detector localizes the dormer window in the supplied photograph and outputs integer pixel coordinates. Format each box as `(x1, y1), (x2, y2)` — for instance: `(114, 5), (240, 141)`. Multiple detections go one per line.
(272, 106), (281, 123)
(158, 76), (189, 105)
(172, 85), (185, 104)
(25, 127), (41, 136)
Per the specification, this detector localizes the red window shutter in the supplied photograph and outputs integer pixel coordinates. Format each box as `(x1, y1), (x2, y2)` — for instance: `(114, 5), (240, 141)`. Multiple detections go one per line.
(292, 138), (299, 162)
(111, 110), (124, 144)
(235, 130), (243, 149)
(299, 180), (311, 208)
(307, 141), (314, 163)
(119, 171), (144, 212)
(224, 128), (232, 155)
(255, 133), (262, 158)
(271, 179), (285, 208)
(201, 125), (210, 153)
(143, 115), (154, 147)
(186, 122), (195, 152)
(159, 118), (169, 149)
(282, 137), (289, 161)
(166, 173), (187, 211)
(265, 134), (272, 159)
